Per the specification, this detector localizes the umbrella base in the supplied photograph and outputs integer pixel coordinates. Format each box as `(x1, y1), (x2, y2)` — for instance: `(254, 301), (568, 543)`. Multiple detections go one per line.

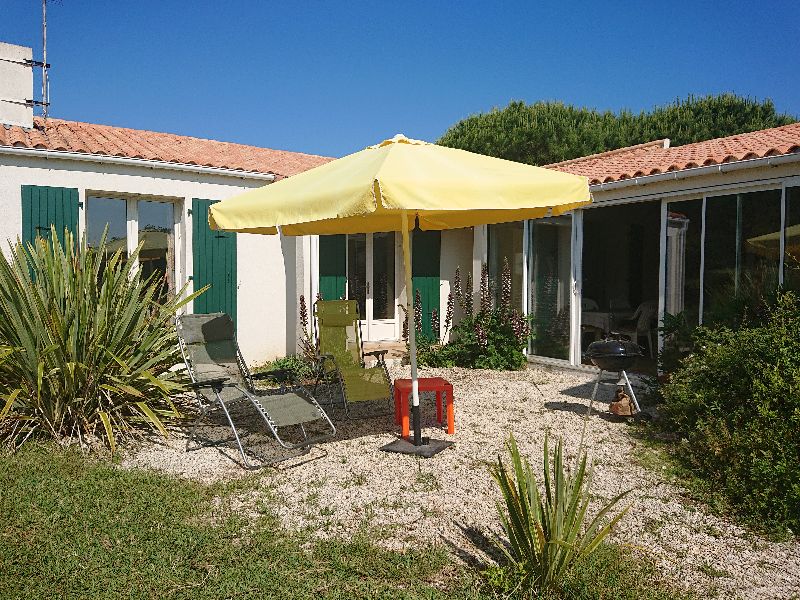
(379, 437), (454, 458)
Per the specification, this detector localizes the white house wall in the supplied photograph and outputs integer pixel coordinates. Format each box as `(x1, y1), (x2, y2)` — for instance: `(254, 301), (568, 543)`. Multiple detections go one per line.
(0, 152), (295, 363)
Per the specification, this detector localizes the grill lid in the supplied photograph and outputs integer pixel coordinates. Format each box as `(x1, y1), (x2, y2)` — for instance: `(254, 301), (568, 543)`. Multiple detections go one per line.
(585, 334), (643, 358)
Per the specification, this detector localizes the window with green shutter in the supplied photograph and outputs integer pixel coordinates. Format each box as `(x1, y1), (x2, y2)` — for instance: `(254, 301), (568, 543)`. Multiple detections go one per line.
(21, 185), (79, 248)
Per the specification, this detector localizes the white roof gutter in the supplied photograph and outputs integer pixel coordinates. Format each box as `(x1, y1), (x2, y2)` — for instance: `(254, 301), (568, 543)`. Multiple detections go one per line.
(590, 151), (800, 193)
(0, 145), (277, 182)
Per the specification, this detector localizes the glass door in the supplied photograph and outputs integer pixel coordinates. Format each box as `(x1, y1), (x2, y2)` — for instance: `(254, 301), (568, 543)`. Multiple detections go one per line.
(528, 215), (573, 360)
(369, 232), (397, 340)
(347, 233), (397, 341)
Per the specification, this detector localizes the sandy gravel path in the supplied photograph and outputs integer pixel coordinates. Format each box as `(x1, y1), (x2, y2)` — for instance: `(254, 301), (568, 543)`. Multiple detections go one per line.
(123, 365), (800, 599)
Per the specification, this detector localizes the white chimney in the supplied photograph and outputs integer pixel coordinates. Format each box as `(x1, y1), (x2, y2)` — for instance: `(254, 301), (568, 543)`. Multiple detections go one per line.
(0, 42), (34, 128)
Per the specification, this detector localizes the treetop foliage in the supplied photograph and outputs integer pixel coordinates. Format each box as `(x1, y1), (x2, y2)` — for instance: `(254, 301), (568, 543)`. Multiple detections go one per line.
(437, 94), (796, 166)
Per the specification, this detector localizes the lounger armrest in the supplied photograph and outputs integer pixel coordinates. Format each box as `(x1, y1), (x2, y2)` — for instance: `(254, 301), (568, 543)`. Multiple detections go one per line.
(188, 377), (230, 391)
(252, 368), (293, 382)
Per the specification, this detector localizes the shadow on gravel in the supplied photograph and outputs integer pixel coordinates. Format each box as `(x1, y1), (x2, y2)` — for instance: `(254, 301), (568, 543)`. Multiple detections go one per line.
(544, 400), (632, 423)
(441, 523), (505, 570)
(560, 380), (615, 401)
(178, 391), (449, 469)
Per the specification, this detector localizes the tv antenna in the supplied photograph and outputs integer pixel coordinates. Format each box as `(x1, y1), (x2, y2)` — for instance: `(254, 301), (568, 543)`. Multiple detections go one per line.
(41, 0), (49, 119)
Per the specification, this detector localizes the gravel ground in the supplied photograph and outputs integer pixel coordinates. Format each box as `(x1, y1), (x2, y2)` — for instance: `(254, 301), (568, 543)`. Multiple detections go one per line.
(123, 365), (800, 599)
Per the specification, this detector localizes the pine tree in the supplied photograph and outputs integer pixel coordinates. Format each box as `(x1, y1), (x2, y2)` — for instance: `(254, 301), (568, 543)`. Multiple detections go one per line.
(438, 94), (796, 166)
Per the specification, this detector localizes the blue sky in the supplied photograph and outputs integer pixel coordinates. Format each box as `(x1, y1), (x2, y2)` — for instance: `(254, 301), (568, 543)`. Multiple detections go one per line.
(2, 0), (799, 158)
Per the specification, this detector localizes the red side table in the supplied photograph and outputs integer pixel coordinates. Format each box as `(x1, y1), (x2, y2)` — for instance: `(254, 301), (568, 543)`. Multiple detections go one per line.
(393, 377), (455, 439)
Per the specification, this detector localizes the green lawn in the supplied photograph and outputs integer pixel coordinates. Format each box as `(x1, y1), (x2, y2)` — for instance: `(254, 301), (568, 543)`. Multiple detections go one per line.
(0, 445), (693, 600)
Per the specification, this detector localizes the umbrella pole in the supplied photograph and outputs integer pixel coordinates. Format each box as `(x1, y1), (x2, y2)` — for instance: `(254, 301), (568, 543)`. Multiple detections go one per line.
(401, 211), (423, 446)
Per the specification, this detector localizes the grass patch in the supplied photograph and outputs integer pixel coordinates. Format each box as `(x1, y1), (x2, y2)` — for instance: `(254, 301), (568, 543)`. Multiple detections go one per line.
(629, 423), (731, 516)
(0, 444), (696, 600)
(485, 544), (697, 599)
(0, 444), (476, 599)
(558, 544), (698, 599)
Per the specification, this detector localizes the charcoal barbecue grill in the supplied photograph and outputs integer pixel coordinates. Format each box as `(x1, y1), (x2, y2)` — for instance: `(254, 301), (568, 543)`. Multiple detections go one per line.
(584, 334), (642, 415)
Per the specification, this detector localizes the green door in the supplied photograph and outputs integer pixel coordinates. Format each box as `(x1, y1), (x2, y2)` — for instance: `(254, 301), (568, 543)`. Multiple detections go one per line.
(412, 230), (441, 338)
(21, 185), (79, 248)
(192, 198), (237, 322)
(318, 234), (346, 300)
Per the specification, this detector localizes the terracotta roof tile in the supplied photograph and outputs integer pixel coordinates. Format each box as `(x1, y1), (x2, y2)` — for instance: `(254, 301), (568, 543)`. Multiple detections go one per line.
(548, 122), (800, 184)
(0, 117), (332, 177)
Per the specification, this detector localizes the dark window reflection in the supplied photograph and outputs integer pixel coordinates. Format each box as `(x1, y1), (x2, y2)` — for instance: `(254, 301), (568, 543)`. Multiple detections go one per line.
(704, 190), (781, 323)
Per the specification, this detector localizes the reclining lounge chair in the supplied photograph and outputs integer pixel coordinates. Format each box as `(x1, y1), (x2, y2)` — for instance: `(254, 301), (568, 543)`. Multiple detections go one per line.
(313, 299), (393, 416)
(177, 312), (335, 468)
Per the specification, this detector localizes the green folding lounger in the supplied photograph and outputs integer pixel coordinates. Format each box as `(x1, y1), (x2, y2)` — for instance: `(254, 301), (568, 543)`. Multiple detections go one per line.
(313, 299), (393, 416)
(177, 312), (335, 468)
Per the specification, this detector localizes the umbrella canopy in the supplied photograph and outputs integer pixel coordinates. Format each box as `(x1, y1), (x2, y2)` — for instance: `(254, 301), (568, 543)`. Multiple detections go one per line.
(209, 135), (589, 235)
(747, 224), (800, 259)
(209, 134), (591, 450)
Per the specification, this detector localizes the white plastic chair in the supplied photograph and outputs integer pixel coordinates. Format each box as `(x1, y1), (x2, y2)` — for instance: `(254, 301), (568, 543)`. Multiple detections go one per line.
(615, 301), (657, 358)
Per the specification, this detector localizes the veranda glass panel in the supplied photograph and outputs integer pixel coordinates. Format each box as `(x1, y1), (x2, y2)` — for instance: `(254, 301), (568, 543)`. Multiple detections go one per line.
(87, 197), (127, 255)
(581, 202), (661, 367)
(783, 187), (800, 292)
(664, 199), (703, 326)
(703, 190), (781, 323)
(138, 200), (175, 299)
(487, 221), (524, 310)
(372, 232), (395, 320)
(347, 234), (367, 318)
(528, 215), (572, 360)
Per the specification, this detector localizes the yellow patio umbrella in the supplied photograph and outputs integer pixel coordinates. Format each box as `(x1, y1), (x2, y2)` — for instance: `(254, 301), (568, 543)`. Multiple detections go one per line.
(209, 134), (590, 453)
(747, 224), (800, 259)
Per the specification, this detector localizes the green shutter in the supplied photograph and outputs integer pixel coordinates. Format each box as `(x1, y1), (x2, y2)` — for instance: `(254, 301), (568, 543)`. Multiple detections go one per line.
(412, 230), (441, 338)
(21, 185), (79, 248)
(319, 234), (346, 300)
(192, 199), (237, 322)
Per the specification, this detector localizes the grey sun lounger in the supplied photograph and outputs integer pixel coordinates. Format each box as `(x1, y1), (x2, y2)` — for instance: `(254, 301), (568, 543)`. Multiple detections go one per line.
(177, 312), (335, 468)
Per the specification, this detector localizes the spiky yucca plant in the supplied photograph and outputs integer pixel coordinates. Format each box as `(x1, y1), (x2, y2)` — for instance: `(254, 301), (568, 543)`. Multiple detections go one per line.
(491, 435), (630, 595)
(0, 229), (203, 452)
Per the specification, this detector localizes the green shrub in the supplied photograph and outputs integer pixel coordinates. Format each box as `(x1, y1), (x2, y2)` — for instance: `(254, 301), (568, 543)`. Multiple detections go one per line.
(661, 291), (800, 535)
(0, 229), (199, 452)
(418, 261), (530, 371)
(421, 313), (529, 370)
(489, 435), (629, 596)
(658, 311), (697, 374)
(257, 354), (316, 381)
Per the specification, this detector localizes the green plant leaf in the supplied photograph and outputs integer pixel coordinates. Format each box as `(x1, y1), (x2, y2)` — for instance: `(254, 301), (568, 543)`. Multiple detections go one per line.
(135, 402), (169, 438)
(98, 410), (116, 455)
(0, 389), (21, 420)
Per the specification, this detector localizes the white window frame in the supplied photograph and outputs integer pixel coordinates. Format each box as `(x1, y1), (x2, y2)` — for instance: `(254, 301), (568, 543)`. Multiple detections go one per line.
(79, 191), (182, 287)
(569, 210), (583, 366)
(657, 198), (668, 356)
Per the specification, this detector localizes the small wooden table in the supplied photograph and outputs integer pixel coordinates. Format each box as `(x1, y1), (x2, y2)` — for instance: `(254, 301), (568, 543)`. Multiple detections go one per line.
(393, 377), (455, 439)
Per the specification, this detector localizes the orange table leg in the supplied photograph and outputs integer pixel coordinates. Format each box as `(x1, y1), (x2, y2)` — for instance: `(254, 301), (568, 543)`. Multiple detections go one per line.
(400, 390), (410, 439)
(394, 387), (401, 424)
(445, 384), (455, 434)
(435, 390), (442, 423)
